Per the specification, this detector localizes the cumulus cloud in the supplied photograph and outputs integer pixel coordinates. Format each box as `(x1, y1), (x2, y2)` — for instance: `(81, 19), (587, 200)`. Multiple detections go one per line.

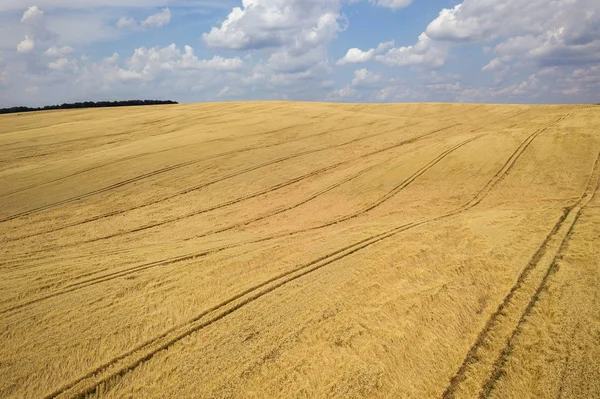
(0, 1), (175, 12)
(203, 0), (345, 53)
(44, 45), (74, 57)
(4, 0), (600, 106)
(338, 19), (450, 69)
(116, 16), (137, 30)
(16, 6), (57, 53)
(140, 8), (171, 29)
(337, 0), (600, 88)
(326, 85), (356, 100)
(117, 8), (171, 30)
(375, 33), (447, 68)
(348, 0), (412, 10)
(48, 57), (79, 72)
(2, 41), (248, 106)
(426, 0), (600, 69)
(17, 36), (36, 53)
(20, 5), (57, 42)
(337, 41), (394, 65)
(370, 0), (412, 9)
(126, 44), (243, 79)
(202, 0), (344, 96)
(427, 82), (461, 91)
(351, 68), (382, 88)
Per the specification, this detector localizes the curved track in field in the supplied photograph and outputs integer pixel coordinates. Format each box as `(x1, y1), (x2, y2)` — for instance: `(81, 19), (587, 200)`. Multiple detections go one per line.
(39, 112), (564, 399)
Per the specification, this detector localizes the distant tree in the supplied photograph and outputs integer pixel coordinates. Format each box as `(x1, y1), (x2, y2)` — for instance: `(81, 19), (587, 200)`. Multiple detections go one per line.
(0, 100), (178, 115)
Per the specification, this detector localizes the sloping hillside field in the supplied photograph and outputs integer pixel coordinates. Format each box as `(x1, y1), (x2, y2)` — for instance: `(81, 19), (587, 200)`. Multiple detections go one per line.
(1, 102), (599, 398)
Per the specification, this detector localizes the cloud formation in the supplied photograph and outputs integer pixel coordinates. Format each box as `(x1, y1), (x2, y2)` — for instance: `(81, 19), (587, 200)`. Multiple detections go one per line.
(203, 0), (345, 53)
(370, 0), (412, 9)
(337, 41), (394, 65)
(2, 1), (600, 107)
(15, 6), (57, 53)
(117, 8), (171, 30)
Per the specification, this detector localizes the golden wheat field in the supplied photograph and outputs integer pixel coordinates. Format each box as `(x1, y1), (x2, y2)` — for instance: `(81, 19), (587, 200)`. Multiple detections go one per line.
(1, 102), (599, 399)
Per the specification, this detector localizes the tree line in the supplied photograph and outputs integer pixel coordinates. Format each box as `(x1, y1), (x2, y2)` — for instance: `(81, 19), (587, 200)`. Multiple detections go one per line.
(0, 100), (178, 115)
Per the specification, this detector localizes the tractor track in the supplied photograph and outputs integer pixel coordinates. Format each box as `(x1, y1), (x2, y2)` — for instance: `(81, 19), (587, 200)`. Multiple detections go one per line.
(0, 108), (535, 315)
(460, 113), (573, 209)
(5, 108), (520, 249)
(0, 119), (418, 241)
(194, 135), (483, 240)
(0, 110), (527, 285)
(0, 102), (454, 198)
(38, 109), (550, 399)
(0, 117), (395, 223)
(0, 119), (321, 200)
(1, 107), (495, 229)
(0, 131), (477, 313)
(479, 150), (600, 399)
(6, 120), (460, 254)
(441, 118), (599, 399)
(184, 108), (531, 242)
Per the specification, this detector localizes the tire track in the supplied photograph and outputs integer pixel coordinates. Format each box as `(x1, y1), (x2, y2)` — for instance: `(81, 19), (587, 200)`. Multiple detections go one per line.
(0, 131), (474, 312)
(186, 108), (532, 241)
(0, 110), (523, 277)
(3, 106), (494, 230)
(38, 109), (550, 399)
(5, 108), (518, 246)
(441, 207), (573, 399)
(442, 132), (596, 399)
(0, 107), (531, 309)
(0, 119), (320, 200)
(0, 102), (410, 178)
(461, 113), (573, 209)
(194, 135), (483, 240)
(6, 120), (455, 254)
(0, 117), (394, 223)
(479, 151), (600, 399)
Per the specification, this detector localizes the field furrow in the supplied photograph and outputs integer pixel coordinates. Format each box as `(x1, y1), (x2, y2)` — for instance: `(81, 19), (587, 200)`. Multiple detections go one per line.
(1, 102), (598, 399)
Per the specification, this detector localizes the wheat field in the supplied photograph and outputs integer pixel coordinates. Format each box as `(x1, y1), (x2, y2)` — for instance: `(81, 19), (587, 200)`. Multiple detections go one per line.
(0, 102), (599, 398)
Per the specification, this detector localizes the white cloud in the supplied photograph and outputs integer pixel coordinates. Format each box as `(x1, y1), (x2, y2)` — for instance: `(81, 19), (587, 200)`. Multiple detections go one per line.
(481, 56), (512, 82)
(21, 6), (44, 24)
(426, 0), (600, 69)
(20, 5), (56, 42)
(346, 0), (600, 83)
(349, 0), (412, 10)
(126, 44), (243, 78)
(17, 36), (36, 53)
(140, 8), (171, 29)
(267, 47), (329, 74)
(0, 1), (165, 12)
(326, 85), (356, 100)
(117, 8), (172, 30)
(44, 45), (74, 57)
(336, 41), (394, 65)
(202, 0), (344, 97)
(375, 33), (447, 68)
(375, 84), (425, 102)
(3, 1), (600, 106)
(217, 86), (230, 97)
(203, 0), (345, 53)
(1, 41), (249, 107)
(351, 68), (382, 88)
(48, 57), (79, 72)
(116, 16), (137, 30)
(337, 48), (374, 65)
(427, 82), (461, 91)
(370, 0), (412, 9)
(15, 5), (58, 55)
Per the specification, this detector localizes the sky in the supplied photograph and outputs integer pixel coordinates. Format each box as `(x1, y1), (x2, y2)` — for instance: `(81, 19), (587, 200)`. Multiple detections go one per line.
(0, 0), (599, 107)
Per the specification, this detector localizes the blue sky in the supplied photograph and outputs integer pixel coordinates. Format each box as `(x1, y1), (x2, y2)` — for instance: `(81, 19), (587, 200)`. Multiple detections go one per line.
(0, 0), (599, 107)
